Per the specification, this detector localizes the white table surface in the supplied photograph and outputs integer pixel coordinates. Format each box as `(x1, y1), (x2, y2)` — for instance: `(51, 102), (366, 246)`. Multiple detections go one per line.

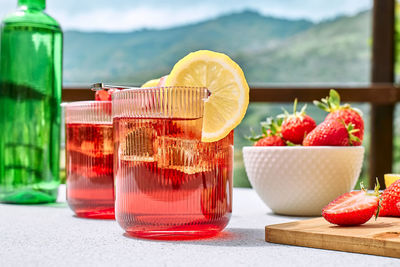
(0, 185), (399, 267)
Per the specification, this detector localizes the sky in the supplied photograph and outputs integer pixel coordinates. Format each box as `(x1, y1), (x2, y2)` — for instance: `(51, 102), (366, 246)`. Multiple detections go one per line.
(0, 0), (372, 32)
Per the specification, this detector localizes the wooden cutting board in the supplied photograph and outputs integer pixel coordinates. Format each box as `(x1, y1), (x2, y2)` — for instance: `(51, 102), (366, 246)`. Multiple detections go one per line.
(265, 217), (400, 258)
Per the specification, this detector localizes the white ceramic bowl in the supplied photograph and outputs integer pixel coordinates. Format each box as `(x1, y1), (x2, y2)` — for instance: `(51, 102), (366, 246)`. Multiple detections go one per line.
(242, 146), (364, 216)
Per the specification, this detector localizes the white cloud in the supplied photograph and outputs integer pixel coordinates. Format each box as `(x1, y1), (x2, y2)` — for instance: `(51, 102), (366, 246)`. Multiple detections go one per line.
(0, 0), (372, 31)
(53, 6), (221, 32)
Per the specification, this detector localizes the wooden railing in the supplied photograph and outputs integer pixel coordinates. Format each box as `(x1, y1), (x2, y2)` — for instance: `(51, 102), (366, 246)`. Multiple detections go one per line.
(62, 84), (399, 103)
(61, 0), (397, 188)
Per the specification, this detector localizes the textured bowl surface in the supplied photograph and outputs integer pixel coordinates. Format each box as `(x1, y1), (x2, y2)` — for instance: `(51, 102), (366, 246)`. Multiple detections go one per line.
(243, 146), (364, 216)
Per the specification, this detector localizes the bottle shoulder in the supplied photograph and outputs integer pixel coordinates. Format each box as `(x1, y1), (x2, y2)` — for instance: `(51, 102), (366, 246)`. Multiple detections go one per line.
(2, 9), (62, 31)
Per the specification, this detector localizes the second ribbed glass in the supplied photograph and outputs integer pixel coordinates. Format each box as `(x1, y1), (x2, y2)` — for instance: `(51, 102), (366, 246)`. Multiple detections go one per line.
(64, 101), (114, 219)
(113, 87), (233, 239)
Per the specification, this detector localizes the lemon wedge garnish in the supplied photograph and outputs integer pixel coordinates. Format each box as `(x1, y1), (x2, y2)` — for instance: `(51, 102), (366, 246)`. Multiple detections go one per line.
(165, 50), (249, 142)
(141, 78), (160, 88)
(384, 174), (400, 188)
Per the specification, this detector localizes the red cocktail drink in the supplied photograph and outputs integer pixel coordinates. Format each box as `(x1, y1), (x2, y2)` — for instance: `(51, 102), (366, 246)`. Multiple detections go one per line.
(64, 101), (114, 219)
(113, 87), (233, 239)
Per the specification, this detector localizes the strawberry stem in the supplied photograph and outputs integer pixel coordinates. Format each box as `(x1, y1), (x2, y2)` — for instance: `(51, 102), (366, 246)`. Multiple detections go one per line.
(344, 121), (360, 145)
(329, 89), (341, 108)
(245, 116), (283, 142)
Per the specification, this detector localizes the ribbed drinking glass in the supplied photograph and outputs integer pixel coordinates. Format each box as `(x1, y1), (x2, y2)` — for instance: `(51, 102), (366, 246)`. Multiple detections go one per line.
(64, 101), (114, 219)
(113, 86), (233, 239)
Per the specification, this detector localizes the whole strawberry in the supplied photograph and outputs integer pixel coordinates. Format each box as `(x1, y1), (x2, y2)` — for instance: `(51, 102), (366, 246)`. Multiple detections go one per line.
(254, 135), (285, 146)
(280, 99), (316, 144)
(303, 119), (359, 146)
(379, 179), (400, 217)
(247, 118), (286, 146)
(314, 89), (364, 145)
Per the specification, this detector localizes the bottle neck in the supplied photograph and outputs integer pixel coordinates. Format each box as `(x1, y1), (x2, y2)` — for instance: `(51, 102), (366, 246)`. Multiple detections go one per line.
(18, 0), (45, 10)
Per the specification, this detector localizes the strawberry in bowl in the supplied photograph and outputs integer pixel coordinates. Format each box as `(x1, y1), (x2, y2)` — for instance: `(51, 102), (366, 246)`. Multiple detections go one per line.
(247, 99), (316, 146)
(248, 118), (286, 146)
(243, 89), (365, 216)
(303, 119), (359, 146)
(280, 99), (316, 145)
(314, 89), (364, 146)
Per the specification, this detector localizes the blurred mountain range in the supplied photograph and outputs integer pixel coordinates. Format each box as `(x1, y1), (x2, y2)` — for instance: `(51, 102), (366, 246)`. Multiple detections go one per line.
(64, 9), (371, 85)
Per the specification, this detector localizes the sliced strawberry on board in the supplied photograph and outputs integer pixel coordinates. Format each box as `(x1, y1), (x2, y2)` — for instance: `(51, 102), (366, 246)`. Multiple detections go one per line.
(322, 183), (380, 226)
(379, 179), (400, 217)
(280, 99), (316, 145)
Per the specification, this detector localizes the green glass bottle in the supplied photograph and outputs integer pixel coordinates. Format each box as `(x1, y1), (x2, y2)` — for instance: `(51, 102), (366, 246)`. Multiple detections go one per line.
(0, 0), (62, 203)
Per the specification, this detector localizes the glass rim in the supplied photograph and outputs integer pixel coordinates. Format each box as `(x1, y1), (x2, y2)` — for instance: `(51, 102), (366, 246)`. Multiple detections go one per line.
(61, 100), (111, 108)
(63, 100), (112, 124)
(112, 86), (209, 96)
(112, 86), (209, 119)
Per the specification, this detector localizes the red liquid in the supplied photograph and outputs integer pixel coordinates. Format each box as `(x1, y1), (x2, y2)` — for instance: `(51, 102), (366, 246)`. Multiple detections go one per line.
(114, 117), (233, 239)
(66, 123), (115, 219)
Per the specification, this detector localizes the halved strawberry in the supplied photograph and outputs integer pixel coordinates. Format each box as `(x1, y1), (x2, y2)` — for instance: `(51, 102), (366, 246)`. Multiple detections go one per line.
(379, 179), (400, 217)
(322, 183), (380, 226)
(280, 99), (316, 144)
(314, 89), (364, 145)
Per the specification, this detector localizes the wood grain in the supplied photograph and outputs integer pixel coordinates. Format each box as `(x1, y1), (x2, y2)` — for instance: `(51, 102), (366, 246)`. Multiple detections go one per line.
(265, 217), (400, 258)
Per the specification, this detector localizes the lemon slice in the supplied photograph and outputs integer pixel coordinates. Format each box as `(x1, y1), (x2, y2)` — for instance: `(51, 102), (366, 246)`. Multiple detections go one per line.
(384, 174), (400, 188)
(141, 78), (160, 88)
(165, 50), (249, 142)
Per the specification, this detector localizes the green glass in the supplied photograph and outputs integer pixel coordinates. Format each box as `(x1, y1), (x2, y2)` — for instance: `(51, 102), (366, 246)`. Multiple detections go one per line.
(0, 0), (62, 203)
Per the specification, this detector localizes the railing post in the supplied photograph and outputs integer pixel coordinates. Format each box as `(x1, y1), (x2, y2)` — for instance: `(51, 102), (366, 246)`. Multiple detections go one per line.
(370, 0), (396, 188)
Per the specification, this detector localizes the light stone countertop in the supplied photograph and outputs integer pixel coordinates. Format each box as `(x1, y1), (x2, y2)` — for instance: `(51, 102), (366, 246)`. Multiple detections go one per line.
(0, 185), (399, 267)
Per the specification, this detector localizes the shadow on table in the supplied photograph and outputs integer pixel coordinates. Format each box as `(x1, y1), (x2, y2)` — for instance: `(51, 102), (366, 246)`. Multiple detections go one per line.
(187, 227), (273, 247)
(1, 201), (68, 208)
(72, 214), (115, 221)
(44, 202), (68, 208)
(124, 227), (276, 248)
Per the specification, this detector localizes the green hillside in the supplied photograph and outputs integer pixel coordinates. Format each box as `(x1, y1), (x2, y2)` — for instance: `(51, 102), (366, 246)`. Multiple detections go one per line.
(64, 10), (314, 84)
(64, 10), (370, 85)
(241, 11), (371, 83)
